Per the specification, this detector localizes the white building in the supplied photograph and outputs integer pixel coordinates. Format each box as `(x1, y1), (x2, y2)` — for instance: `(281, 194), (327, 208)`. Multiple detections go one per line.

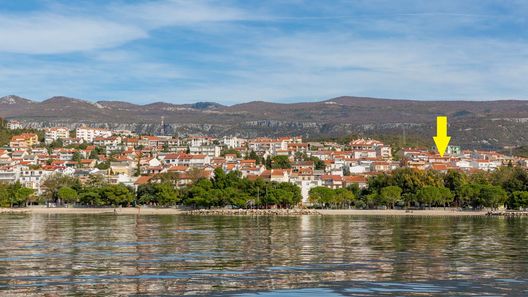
(76, 126), (112, 142)
(7, 120), (23, 130)
(0, 166), (19, 184)
(189, 136), (214, 147)
(19, 170), (53, 195)
(470, 159), (499, 171)
(189, 145), (221, 158)
(223, 136), (246, 149)
(44, 127), (70, 144)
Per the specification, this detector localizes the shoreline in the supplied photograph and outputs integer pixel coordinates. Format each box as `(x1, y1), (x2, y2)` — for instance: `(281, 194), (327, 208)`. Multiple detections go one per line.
(0, 207), (490, 216)
(316, 209), (488, 216)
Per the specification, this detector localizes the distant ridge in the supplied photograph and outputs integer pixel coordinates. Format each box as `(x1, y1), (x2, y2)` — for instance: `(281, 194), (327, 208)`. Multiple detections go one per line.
(1, 95), (527, 149)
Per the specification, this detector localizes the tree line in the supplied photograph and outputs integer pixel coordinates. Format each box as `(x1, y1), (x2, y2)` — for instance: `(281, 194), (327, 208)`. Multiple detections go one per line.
(26, 168), (301, 208)
(2, 166), (527, 210)
(309, 167), (528, 210)
(0, 182), (34, 207)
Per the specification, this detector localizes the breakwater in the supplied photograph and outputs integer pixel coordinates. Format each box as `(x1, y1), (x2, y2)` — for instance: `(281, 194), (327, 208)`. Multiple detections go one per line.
(185, 208), (320, 216)
(487, 211), (528, 217)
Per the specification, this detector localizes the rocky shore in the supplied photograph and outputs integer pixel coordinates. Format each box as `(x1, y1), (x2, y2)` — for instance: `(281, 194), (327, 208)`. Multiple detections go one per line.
(0, 208), (29, 214)
(185, 208), (320, 216)
(1, 207), (490, 216)
(487, 211), (528, 217)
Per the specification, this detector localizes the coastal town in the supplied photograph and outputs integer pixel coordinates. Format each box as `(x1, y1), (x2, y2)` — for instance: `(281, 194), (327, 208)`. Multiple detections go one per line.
(1, 120), (527, 205)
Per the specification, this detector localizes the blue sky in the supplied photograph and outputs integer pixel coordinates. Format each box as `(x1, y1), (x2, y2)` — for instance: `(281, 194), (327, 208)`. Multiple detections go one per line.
(0, 0), (527, 104)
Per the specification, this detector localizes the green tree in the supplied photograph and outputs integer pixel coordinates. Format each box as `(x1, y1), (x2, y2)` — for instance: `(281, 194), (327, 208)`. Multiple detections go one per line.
(72, 151), (82, 163)
(79, 190), (104, 206)
(309, 187), (335, 208)
(42, 174), (82, 205)
(0, 186), (10, 207)
(265, 156), (272, 169)
(100, 184), (134, 206)
(459, 183), (481, 208)
(508, 191), (528, 209)
(444, 170), (468, 206)
(416, 186), (443, 208)
(479, 185), (507, 209)
(15, 187), (34, 207)
(380, 186), (402, 208)
(248, 150), (261, 165)
(272, 156), (291, 169)
(147, 183), (180, 206)
(335, 188), (356, 208)
(276, 182), (302, 207)
(58, 187), (78, 205)
(221, 148), (241, 158)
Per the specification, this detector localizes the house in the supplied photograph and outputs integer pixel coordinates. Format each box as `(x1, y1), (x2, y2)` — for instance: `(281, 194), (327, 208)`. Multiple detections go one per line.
(44, 127), (70, 144)
(79, 159), (97, 168)
(0, 150), (12, 166)
(429, 163), (449, 173)
(110, 161), (132, 176)
(138, 136), (161, 148)
(160, 153), (182, 166)
(7, 120), (23, 130)
(75, 125), (112, 142)
(189, 136), (214, 147)
(134, 175), (154, 190)
(291, 177), (321, 204)
(320, 175), (343, 189)
(350, 139), (384, 150)
(239, 165), (265, 177)
(10, 133), (39, 148)
(19, 169), (53, 195)
(189, 154), (211, 167)
(223, 136), (246, 148)
(53, 149), (77, 161)
(189, 145), (221, 158)
(0, 166), (19, 184)
(371, 161), (391, 172)
(62, 138), (84, 146)
(167, 165), (189, 173)
(376, 145), (392, 159)
(224, 154), (237, 162)
(454, 159), (471, 171)
(93, 136), (122, 147)
(269, 169), (289, 182)
(470, 159), (499, 171)
(342, 175), (368, 189)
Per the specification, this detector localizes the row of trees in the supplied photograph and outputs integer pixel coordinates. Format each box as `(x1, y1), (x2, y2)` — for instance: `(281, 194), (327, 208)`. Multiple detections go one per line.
(0, 182), (34, 207)
(309, 167), (527, 209)
(4, 165), (528, 210)
(38, 168), (302, 209)
(41, 175), (135, 207)
(139, 168), (302, 208)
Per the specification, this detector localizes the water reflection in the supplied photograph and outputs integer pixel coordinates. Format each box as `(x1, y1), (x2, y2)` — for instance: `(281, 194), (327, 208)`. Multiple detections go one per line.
(0, 214), (527, 295)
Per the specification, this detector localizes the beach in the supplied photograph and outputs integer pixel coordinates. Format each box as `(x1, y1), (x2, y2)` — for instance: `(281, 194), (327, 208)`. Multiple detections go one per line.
(0, 207), (489, 216)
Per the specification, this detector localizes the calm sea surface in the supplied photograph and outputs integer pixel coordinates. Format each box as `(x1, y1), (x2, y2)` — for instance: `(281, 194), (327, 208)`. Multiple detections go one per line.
(0, 214), (527, 296)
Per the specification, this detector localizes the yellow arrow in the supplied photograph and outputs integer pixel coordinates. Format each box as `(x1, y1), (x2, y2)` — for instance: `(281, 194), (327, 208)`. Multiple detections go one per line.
(433, 116), (451, 157)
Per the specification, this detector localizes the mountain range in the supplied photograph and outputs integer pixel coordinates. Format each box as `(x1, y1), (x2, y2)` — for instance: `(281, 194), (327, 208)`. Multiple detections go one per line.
(1, 95), (527, 149)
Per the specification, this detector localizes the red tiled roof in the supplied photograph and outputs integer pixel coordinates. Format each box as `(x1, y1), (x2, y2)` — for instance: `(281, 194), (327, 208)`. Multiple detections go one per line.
(134, 175), (153, 185)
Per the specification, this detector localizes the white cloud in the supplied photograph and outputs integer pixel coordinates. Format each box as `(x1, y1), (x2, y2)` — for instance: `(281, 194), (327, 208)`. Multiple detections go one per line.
(114, 0), (252, 28)
(0, 14), (147, 54)
(0, 0), (253, 55)
(167, 32), (528, 102)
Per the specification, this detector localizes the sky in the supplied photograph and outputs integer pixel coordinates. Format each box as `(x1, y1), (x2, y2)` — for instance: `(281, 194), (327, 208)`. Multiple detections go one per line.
(0, 0), (527, 104)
